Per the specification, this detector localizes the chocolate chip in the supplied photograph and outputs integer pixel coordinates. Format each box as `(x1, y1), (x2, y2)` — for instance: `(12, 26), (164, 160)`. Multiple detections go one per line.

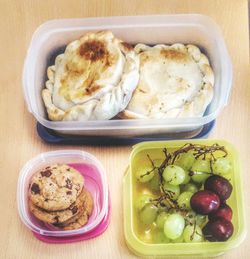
(53, 223), (63, 228)
(31, 183), (40, 194)
(66, 191), (72, 195)
(65, 178), (72, 189)
(41, 170), (52, 177)
(71, 206), (78, 214)
(53, 216), (59, 224)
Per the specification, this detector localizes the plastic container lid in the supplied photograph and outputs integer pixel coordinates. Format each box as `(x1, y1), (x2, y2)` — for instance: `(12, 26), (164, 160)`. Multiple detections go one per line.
(123, 139), (246, 257)
(17, 150), (110, 241)
(36, 120), (215, 145)
(33, 193), (111, 244)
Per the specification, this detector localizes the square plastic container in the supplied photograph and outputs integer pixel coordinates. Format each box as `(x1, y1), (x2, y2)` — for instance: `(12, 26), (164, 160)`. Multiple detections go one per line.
(17, 150), (110, 243)
(123, 140), (246, 257)
(22, 14), (232, 138)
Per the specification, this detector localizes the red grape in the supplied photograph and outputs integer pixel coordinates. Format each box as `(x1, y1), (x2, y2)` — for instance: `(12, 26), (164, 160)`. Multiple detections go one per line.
(202, 218), (234, 241)
(204, 175), (232, 201)
(190, 190), (220, 215)
(208, 203), (233, 221)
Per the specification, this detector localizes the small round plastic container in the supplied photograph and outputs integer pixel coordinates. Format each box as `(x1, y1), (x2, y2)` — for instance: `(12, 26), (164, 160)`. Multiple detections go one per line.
(123, 140), (246, 257)
(17, 150), (110, 243)
(22, 14), (232, 138)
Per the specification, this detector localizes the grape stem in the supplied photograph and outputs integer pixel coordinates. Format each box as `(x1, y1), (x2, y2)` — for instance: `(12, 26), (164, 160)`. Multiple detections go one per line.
(148, 143), (228, 182)
(139, 167), (155, 180)
(192, 143), (228, 160)
(145, 143), (229, 227)
(171, 143), (228, 164)
(171, 143), (195, 164)
(190, 220), (197, 241)
(152, 193), (176, 208)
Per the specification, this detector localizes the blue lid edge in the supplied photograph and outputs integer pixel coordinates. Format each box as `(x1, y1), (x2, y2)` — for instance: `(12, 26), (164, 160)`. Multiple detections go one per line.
(36, 120), (215, 146)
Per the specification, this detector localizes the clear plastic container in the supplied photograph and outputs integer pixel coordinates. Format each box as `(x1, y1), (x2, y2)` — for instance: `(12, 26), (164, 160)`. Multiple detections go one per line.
(23, 14), (232, 137)
(17, 150), (109, 239)
(123, 140), (246, 257)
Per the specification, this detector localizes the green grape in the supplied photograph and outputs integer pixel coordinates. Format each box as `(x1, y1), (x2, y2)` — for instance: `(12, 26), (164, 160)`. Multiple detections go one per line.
(135, 194), (153, 211)
(139, 203), (158, 225)
(191, 172), (210, 183)
(163, 165), (186, 185)
(191, 159), (211, 183)
(182, 170), (191, 184)
(175, 152), (195, 170)
(195, 214), (206, 226)
(148, 173), (160, 192)
(212, 157), (232, 175)
(172, 235), (184, 243)
(135, 165), (155, 183)
(156, 212), (169, 229)
(153, 230), (170, 243)
(164, 214), (185, 240)
(163, 182), (180, 200)
(182, 183), (199, 193)
(183, 225), (203, 242)
(177, 191), (193, 209)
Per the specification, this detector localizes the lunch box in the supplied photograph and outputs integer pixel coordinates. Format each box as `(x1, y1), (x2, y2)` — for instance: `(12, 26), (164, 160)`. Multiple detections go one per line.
(22, 14), (232, 140)
(17, 150), (110, 243)
(123, 140), (246, 257)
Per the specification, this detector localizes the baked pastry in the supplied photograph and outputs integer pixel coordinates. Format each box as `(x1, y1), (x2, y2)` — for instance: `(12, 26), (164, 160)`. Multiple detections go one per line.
(42, 31), (139, 121)
(29, 164), (84, 211)
(119, 43), (214, 119)
(29, 188), (88, 225)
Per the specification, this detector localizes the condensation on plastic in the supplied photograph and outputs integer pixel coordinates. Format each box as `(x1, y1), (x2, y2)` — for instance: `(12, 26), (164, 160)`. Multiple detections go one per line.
(123, 140), (246, 257)
(17, 150), (109, 237)
(23, 15), (232, 136)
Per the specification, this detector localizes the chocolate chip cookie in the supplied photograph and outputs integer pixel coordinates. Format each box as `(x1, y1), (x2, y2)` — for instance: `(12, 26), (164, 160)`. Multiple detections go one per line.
(29, 188), (88, 224)
(55, 189), (94, 230)
(29, 164), (84, 211)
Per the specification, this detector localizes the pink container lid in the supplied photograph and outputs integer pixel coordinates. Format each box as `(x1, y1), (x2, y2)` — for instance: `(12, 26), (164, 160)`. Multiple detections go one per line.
(33, 192), (111, 244)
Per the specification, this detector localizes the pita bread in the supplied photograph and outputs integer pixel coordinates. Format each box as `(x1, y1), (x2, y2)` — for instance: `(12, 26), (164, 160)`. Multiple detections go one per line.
(42, 31), (139, 121)
(119, 43), (214, 119)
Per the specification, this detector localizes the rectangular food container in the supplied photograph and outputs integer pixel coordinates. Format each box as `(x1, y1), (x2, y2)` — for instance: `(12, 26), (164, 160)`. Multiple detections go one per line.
(123, 140), (246, 257)
(17, 150), (110, 243)
(23, 14), (232, 138)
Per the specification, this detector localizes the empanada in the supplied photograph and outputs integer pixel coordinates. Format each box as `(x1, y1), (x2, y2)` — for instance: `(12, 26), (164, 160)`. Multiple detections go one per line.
(119, 43), (214, 119)
(42, 31), (139, 121)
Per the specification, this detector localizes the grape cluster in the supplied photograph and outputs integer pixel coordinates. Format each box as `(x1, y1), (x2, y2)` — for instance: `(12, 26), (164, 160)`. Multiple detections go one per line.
(134, 143), (234, 243)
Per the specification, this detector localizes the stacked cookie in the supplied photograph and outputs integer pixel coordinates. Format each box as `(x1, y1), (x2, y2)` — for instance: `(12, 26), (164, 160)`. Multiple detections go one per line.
(28, 164), (93, 230)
